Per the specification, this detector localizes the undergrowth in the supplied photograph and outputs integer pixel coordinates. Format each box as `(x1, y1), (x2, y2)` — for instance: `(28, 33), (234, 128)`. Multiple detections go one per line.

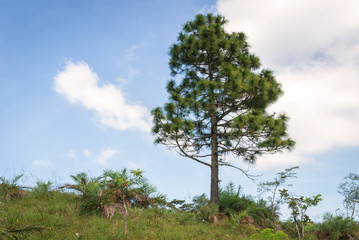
(1, 191), (247, 239)
(1, 172), (359, 239)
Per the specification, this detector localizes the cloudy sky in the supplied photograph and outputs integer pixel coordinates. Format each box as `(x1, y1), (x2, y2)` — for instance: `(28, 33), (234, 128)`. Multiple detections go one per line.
(1, 0), (358, 220)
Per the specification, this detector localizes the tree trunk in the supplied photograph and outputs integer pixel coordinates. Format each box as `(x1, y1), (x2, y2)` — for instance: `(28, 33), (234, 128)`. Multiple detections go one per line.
(210, 113), (219, 204)
(293, 216), (301, 240)
(210, 159), (219, 204)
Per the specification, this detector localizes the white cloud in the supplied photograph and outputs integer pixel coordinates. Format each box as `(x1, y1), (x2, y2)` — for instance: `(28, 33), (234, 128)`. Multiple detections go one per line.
(126, 45), (138, 60)
(83, 149), (91, 158)
(273, 61), (359, 155)
(126, 41), (148, 60)
(218, 0), (359, 169)
(94, 147), (117, 166)
(127, 160), (142, 170)
(32, 160), (53, 168)
(127, 67), (138, 79)
(199, 4), (218, 14)
(116, 77), (129, 87)
(218, 0), (359, 66)
(67, 150), (76, 160)
(252, 152), (316, 170)
(54, 61), (151, 132)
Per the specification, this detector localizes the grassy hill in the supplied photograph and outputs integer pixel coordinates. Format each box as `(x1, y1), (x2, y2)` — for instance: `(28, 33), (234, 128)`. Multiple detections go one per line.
(2, 191), (247, 239)
(1, 171), (358, 239)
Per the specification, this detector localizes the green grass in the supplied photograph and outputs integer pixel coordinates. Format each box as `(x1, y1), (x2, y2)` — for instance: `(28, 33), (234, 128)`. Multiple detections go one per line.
(1, 182), (358, 239)
(1, 191), (253, 239)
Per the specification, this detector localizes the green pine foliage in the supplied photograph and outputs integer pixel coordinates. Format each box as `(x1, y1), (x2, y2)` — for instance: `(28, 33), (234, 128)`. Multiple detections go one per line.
(152, 13), (294, 204)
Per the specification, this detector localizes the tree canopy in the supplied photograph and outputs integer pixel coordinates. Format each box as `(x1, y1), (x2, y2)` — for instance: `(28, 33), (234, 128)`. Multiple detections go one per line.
(151, 13), (295, 204)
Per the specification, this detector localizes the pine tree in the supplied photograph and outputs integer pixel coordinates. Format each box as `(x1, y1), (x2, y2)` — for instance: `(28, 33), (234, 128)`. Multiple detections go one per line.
(151, 14), (295, 204)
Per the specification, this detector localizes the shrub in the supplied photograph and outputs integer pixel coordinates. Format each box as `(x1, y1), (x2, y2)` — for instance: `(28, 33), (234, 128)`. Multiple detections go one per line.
(314, 213), (359, 240)
(62, 172), (102, 213)
(63, 169), (165, 215)
(192, 193), (209, 210)
(280, 189), (322, 240)
(0, 174), (26, 201)
(32, 180), (54, 199)
(197, 204), (219, 223)
(219, 182), (253, 216)
(278, 219), (298, 239)
(245, 199), (273, 229)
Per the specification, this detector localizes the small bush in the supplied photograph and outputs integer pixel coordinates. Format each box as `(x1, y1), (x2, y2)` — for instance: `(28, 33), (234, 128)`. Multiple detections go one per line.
(62, 172), (102, 213)
(278, 219), (298, 239)
(196, 204), (219, 223)
(245, 199), (274, 228)
(192, 193), (209, 210)
(219, 182), (253, 215)
(63, 169), (165, 217)
(32, 181), (54, 199)
(314, 213), (359, 240)
(0, 174), (26, 201)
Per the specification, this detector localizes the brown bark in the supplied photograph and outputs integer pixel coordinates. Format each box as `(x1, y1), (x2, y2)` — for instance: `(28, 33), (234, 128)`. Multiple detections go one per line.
(210, 112), (219, 204)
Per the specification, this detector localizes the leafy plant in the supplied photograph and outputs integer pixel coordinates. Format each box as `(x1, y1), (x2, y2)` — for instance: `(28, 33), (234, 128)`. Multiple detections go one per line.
(280, 189), (322, 240)
(258, 166), (299, 226)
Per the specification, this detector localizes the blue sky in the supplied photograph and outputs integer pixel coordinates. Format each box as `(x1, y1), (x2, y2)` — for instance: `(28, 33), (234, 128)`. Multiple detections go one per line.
(1, 0), (359, 220)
